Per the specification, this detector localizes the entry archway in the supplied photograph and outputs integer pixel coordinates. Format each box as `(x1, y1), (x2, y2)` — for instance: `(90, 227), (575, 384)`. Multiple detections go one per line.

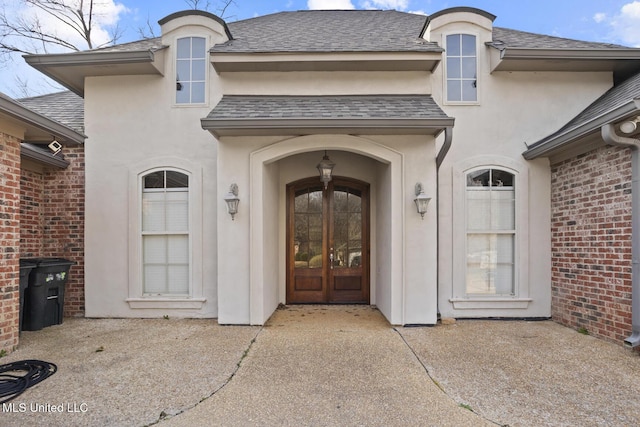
(248, 134), (404, 325)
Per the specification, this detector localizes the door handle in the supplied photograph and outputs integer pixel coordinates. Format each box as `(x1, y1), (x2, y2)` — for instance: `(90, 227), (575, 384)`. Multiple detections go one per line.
(329, 249), (334, 270)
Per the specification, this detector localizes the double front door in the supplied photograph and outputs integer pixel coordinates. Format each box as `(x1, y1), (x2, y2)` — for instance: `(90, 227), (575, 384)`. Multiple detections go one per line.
(286, 177), (370, 304)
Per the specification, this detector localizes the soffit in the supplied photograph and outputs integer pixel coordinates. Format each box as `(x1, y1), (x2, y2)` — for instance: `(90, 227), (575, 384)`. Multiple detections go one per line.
(24, 46), (167, 97)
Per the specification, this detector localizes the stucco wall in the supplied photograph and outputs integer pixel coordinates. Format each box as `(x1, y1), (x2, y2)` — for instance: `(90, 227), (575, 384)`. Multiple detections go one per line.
(431, 17), (613, 319)
(81, 9), (618, 324)
(551, 146), (633, 344)
(219, 133), (438, 325)
(83, 74), (218, 318)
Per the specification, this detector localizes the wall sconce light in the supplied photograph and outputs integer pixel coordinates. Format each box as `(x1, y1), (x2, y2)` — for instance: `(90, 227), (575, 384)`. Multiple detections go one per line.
(224, 184), (239, 220)
(620, 117), (640, 134)
(414, 183), (431, 220)
(316, 151), (335, 189)
(48, 139), (62, 155)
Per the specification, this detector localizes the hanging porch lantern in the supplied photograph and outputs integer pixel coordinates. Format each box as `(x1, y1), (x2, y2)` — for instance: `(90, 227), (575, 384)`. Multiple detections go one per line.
(317, 151), (335, 189)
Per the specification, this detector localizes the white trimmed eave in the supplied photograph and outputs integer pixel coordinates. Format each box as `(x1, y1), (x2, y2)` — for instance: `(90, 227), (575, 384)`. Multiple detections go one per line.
(24, 48), (167, 96)
(201, 117), (455, 137)
(0, 93), (85, 145)
(210, 50), (443, 73)
(488, 46), (640, 72)
(523, 99), (640, 163)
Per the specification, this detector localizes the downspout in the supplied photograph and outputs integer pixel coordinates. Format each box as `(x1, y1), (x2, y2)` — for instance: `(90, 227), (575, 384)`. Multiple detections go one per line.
(435, 126), (453, 318)
(436, 126), (454, 170)
(601, 123), (640, 348)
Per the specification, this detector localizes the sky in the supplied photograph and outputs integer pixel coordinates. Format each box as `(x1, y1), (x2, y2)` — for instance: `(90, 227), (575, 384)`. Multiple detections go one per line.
(2, 0), (640, 97)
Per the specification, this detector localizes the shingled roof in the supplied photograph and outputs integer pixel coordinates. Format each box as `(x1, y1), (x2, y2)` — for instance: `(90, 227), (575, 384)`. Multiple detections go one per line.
(19, 91), (85, 134)
(216, 10), (440, 53)
(201, 95), (453, 137)
(86, 11), (631, 56)
(491, 27), (630, 50)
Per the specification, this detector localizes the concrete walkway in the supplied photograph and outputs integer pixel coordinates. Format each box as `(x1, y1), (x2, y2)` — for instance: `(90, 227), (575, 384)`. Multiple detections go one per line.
(2, 305), (640, 426)
(163, 305), (487, 427)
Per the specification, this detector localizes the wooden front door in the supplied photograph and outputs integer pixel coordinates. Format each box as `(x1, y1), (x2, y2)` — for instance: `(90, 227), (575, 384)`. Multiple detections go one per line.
(287, 177), (370, 304)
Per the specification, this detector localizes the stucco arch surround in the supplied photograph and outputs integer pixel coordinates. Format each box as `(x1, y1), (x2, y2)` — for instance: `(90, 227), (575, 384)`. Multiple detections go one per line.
(248, 134), (406, 325)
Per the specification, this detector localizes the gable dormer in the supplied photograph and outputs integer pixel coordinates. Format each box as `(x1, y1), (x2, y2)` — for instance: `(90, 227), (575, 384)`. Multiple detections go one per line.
(159, 11), (231, 105)
(424, 7), (495, 105)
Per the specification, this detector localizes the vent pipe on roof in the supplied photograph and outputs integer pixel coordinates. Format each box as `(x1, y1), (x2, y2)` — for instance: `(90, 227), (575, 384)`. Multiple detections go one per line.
(602, 123), (640, 348)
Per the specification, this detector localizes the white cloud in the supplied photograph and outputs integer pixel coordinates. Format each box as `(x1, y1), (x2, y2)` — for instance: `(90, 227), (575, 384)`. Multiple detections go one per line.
(360, 0), (409, 9)
(593, 12), (606, 23)
(307, 0), (355, 9)
(599, 1), (640, 46)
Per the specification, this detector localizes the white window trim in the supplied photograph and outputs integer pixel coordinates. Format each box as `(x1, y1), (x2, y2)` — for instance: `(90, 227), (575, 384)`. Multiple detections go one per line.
(443, 31), (480, 106)
(173, 35), (209, 107)
(127, 158), (205, 309)
(451, 156), (530, 310)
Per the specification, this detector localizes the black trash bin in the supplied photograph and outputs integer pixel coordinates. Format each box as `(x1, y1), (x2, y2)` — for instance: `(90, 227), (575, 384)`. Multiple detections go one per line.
(19, 260), (37, 333)
(23, 258), (75, 331)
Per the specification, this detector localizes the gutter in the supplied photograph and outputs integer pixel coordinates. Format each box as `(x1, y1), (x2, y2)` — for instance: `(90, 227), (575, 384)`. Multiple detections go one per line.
(601, 123), (640, 348)
(524, 100), (640, 160)
(201, 118), (455, 138)
(20, 143), (70, 169)
(498, 48), (640, 61)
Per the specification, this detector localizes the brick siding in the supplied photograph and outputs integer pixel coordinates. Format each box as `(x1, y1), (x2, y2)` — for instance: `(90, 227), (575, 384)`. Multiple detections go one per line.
(0, 132), (21, 354)
(42, 146), (85, 317)
(551, 145), (633, 344)
(19, 146), (85, 318)
(20, 168), (44, 257)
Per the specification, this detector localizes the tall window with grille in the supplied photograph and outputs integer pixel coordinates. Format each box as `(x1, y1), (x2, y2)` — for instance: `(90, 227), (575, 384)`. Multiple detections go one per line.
(176, 36), (206, 104)
(141, 170), (190, 295)
(465, 169), (515, 296)
(446, 34), (477, 102)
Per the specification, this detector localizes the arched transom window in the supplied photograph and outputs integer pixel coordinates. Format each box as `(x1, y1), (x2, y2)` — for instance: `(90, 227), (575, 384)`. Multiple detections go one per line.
(141, 170), (190, 295)
(465, 168), (515, 296)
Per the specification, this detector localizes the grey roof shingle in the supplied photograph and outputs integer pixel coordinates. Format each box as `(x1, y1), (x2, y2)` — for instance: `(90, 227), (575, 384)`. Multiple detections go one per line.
(492, 27), (630, 50)
(18, 91), (84, 133)
(91, 37), (164, 53)
(204, 95), (449, 120)
(84, 11), (632, 55)
(217, 10), (440, 53)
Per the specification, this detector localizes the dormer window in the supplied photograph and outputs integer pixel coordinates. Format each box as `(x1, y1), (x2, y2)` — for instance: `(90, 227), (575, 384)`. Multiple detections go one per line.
(176, 36), (206, 104)
(446, 34), (477, 103)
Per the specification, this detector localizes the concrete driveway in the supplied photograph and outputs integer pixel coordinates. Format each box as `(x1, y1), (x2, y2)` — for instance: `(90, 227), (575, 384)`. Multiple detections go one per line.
(1, 306), (639, 426)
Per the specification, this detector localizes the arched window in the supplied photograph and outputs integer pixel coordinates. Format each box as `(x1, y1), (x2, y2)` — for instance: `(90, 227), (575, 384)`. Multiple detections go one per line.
(141, 170), (190, 295)
(465, 168), (515, 296)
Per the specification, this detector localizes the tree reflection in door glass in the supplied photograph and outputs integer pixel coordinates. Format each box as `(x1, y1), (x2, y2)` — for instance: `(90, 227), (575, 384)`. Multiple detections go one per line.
(333, 187), (362, 269)
(294, 187), (323, 269)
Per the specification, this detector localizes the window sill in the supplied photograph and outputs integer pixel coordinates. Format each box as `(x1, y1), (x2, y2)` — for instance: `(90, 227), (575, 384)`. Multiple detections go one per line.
(126, 297), (206, 309)
(449, 298), (532, 310)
